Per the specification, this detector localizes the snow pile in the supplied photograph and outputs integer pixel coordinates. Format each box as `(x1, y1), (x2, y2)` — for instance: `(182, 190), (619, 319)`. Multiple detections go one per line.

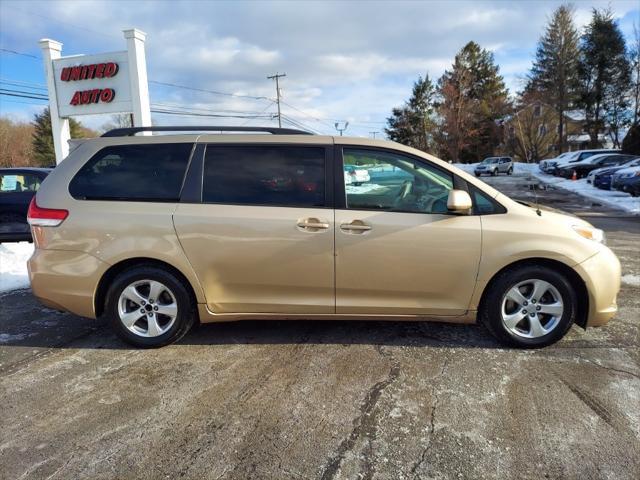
(453, 162), (640, 214)
(622, 274), (640, 287)
(0, 242), (34, 293)
(531, 170), (639, 215)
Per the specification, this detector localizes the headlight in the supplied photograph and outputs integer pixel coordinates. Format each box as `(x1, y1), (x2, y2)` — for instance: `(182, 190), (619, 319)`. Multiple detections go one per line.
(572, 225), (605, 244)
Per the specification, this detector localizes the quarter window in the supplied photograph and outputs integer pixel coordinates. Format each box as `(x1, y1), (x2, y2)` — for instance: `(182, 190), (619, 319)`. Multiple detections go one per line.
(202, 145), (326, 207)
(69, 143), (193, 201)
(342, 148), (453, 214)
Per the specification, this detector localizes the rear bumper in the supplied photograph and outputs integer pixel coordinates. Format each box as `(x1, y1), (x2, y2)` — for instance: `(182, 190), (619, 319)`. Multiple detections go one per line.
(574, 246), (621, 327)
(28, 248), (108, 318)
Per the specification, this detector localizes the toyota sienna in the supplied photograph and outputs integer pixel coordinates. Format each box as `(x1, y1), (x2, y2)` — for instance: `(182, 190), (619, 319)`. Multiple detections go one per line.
(27, 126), (620, 348)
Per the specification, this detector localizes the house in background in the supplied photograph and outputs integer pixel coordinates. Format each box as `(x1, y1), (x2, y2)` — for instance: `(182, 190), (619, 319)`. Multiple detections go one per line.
(500, 102), (605, 161)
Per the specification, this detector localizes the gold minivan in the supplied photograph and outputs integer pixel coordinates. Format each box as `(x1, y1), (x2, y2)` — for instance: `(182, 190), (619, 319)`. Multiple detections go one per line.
(27, 126), (620, 348)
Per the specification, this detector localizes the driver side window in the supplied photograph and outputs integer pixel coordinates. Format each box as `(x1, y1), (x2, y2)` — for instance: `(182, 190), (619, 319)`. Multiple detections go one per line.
(342, 148), (453, 214)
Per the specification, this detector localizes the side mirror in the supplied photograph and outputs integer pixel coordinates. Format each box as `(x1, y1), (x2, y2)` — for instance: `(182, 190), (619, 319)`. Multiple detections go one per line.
(447, 189), (472, 213)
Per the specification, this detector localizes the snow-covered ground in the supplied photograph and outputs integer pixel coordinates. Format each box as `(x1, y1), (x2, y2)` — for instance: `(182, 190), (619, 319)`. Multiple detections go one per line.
(454, 162), (640, 214)
(0, 242), (34, 293)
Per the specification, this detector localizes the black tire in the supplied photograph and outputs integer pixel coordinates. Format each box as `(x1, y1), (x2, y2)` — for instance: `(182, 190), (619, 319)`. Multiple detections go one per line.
(507, 167), (513, 175)
(479, 265), (577, 348)
(491, 169), (497, 176)
(475, 173), (480, 177)
(103, 265), (197, 348)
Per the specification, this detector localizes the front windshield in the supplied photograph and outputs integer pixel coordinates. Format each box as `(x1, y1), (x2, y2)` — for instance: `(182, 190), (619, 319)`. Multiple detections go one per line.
(482, 157), (499, 164)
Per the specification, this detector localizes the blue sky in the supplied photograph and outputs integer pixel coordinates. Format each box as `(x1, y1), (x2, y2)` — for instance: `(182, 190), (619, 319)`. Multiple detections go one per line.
(1, 0), (638, 137)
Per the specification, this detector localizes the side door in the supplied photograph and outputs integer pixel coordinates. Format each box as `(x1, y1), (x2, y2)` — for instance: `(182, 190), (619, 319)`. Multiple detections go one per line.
(334, 147), (481, 316)
(173, 142), (335, 315)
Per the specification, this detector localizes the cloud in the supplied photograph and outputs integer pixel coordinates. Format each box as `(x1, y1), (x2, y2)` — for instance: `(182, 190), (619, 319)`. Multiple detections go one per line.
(1, 0), (639, 136)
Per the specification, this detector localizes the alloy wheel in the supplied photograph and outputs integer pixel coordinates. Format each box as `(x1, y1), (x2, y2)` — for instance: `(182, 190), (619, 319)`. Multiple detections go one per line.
(117, 279), (178, 337)
(501, 279), (564, 339)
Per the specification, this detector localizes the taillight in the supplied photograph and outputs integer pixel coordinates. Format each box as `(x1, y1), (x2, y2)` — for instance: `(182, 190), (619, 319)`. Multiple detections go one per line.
(27, 197), (68, 227)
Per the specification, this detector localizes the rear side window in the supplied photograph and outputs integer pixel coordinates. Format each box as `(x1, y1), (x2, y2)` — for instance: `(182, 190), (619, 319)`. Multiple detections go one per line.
(69, 143), (193, 201)
(202, 145), (326, 207)
(1, 173), (42, 193)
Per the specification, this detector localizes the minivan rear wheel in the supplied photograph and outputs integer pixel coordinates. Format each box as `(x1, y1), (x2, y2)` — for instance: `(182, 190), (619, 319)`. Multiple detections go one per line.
(480, 266), (577, 348)
(104, 266), (196, 348)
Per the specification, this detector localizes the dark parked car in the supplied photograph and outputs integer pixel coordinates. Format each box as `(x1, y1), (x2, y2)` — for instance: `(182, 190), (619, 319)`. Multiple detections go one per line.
(0, 167), (52, 242)
(556, 154), (637, 179)
(593, 158), (640, 190)
(622, 176), (640, 197)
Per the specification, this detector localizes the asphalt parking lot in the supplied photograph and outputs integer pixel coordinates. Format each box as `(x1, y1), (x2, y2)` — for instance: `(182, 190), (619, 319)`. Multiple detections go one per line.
(1, 170), (639, 479)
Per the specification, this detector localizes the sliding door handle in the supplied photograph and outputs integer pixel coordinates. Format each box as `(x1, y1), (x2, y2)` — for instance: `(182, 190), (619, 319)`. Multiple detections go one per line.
(340, 221), (372, 233)
(297, 218), (330, 231)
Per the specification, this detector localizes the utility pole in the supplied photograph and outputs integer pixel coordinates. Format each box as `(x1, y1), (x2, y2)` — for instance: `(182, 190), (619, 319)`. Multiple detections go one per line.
(335, 121), (349, 136)
(267, 73), (286, 128)
(369, 131), (379, 139)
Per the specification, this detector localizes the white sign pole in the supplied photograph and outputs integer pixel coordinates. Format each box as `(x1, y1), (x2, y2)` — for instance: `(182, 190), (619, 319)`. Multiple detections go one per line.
(39, 39), (70, 164)
(123, 29), (151, 131)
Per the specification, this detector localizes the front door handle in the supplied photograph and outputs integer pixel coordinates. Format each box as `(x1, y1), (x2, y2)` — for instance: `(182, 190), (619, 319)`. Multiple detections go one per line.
(340, 221), (372, 233)
(297, 218), (330, 232)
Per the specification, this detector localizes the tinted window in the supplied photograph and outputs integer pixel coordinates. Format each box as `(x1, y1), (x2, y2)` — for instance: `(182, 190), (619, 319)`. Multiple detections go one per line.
(69, 144), (193, 201)
(343, 148), (453, 214)
(203, 145), (325, 207)
(1, 173), (42, 193)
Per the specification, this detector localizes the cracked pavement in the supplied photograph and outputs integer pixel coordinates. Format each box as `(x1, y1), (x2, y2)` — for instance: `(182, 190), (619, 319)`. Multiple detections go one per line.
(1, 170), (639, 479)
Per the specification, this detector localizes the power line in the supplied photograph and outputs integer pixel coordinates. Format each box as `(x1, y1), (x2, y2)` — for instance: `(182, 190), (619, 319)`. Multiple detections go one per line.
(0, 48), (39, 59)
(149, 80), (270, 102)
(151, 101), (274, 116)
(150, 108), (274, 120)
(280, 114), (322, 135)
(0, 88), (49, 101)
(0, 78), (48, 91)
(267, 73), (286, 128)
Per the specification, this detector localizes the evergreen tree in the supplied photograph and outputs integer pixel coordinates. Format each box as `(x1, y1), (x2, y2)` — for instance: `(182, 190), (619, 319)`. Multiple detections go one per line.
(436, 41), (511, 162)
(622, 122), (640, 155)
(385, 75), (437, 151)
(31, 107), (93, 166)
(578, 9), (632, 148)
(527, 4), (580, 153)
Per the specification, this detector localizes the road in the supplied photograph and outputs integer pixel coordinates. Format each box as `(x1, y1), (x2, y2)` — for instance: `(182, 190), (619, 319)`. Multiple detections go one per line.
(1, 171), (638, 479)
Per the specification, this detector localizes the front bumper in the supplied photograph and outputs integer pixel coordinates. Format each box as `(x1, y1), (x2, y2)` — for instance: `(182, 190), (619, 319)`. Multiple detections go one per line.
(28, 248), (109, 318)
(574, 246), (621, 327)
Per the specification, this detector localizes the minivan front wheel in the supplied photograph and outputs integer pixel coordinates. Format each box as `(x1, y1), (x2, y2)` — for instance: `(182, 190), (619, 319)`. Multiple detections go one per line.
(480, 266), (577, 348)
(104, 266), (196, 347)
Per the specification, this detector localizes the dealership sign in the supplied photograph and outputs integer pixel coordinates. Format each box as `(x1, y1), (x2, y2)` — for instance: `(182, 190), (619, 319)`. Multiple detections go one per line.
(40, 29), (151, 164)
(52, 51), (132, 117)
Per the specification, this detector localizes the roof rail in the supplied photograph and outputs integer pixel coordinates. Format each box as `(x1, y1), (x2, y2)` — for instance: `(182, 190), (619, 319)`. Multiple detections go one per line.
(101, 126), (313, 137)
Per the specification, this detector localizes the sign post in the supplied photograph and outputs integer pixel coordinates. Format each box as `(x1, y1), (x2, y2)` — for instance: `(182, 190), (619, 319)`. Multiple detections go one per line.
(39, 39), (70, 163)
(39, 29), (151, 164)
(124, 29), (152, 131)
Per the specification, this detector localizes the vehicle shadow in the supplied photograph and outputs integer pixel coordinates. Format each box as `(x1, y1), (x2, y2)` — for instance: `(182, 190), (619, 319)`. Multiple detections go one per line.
(178, 319), (502, 349)
(0, 289), (505, 353)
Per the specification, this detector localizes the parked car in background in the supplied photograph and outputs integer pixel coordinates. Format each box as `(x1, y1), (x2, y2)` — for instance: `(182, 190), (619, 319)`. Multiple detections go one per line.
(0, 167), (52, 243)
(539, 152), (572, 172)
(540, 149), (620, 174)
(622, 176), (640, 197)
(611, 166), (640, 193)
(590, 157), (640, 187)
(474, 157), (513, 176)
(344, 165), (370, 185)
(27, 125), (620, 349)
(556, 153), (637, 179)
